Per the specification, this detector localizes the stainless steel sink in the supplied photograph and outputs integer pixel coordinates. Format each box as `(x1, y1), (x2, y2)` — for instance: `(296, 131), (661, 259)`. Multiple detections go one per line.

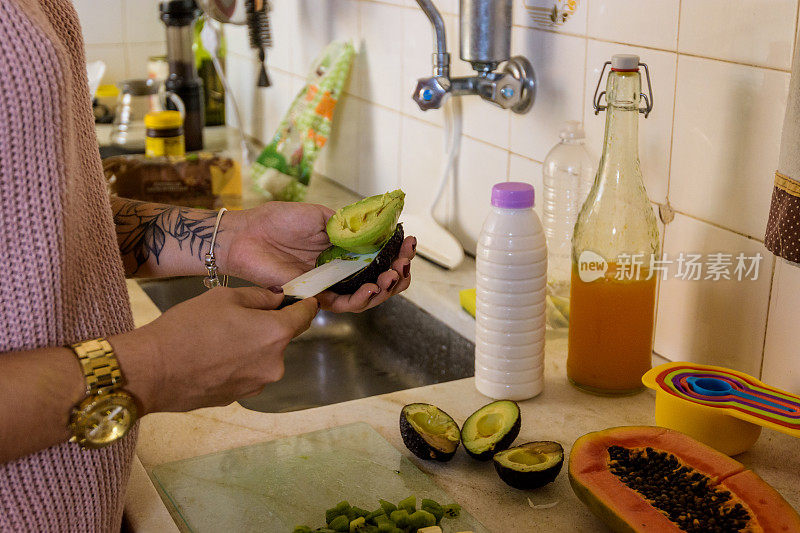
(137, 277), (475, 412)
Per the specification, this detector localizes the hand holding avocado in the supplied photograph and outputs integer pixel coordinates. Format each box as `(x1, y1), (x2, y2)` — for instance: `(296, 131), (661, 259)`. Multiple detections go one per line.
(218, 190), (416, 312)
(218, 190), (415, 313)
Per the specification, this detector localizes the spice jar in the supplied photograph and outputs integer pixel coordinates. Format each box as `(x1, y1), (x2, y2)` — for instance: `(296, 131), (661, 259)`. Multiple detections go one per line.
(145, 110), (185, 158)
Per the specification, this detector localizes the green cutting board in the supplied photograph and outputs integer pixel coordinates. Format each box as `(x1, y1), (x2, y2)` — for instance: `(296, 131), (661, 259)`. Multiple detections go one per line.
(151, 422), (488, 532)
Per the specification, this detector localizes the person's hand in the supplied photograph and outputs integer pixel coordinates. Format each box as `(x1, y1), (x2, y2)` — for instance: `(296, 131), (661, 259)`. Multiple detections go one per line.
(112, 286), (318, 414)
(219, 202), (416, 312)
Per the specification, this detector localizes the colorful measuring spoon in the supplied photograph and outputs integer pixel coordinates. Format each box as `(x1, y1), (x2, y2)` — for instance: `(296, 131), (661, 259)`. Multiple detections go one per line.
(643, 362), (800, 455)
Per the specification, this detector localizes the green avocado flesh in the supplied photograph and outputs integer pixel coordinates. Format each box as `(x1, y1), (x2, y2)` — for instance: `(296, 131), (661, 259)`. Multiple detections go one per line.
(493, 441), (564, 490)
(461, 400), (521, 461)
(326, 190), (405, 254)
(316, 225), (404, 295)
(400, 403), (461, 462)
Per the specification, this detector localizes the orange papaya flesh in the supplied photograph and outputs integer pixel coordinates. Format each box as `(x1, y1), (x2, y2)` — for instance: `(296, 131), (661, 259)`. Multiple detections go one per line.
(569, 426), (800, 533)
(722, 470), (800, 533)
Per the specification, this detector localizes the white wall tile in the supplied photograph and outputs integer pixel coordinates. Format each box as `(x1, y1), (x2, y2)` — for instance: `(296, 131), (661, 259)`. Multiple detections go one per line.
(670, 56), (790, 238)
(515, 0), (589, 36)
(357, 103), (402, 197)
(587, 0), (680, 51)
(351, 2), (405, 109)
(223, 24), (251, 58)
(224, 54), (257, 137)
(679, 0), (797, 70)
(583, 41), (676, 204)
(268, 0), (297, 74)
(319, 93), (363, 193)
(399, 116), (448, 218)
(74, 0), (124, 45)
(509, 153), (544, 219)
(461, 97), (511, 149)
(290, 0), (359, 79)
(450, 137), (509, 252)
(509, 27), (586, 162)
(762, 258), (800, 393)
(85, 44), (128, 84)
(654, 214), (774, 375)
(123, 0), (163, 44)
(125, 42), (166, 80)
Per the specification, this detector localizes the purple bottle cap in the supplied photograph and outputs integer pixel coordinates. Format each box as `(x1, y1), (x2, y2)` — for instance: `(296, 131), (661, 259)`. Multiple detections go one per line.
(491, 181), (535, 209)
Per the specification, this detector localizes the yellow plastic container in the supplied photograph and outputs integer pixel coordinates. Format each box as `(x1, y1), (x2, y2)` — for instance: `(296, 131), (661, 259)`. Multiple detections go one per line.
(643, 362), (800, 456)
(145, 111), (184, 158)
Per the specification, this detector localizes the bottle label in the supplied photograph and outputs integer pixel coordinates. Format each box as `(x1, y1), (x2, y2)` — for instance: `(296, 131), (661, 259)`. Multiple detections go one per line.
(577, 250), (608, 282)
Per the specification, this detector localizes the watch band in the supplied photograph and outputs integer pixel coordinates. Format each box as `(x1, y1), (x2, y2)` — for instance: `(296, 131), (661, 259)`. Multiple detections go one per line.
(70, 338), (125, 396)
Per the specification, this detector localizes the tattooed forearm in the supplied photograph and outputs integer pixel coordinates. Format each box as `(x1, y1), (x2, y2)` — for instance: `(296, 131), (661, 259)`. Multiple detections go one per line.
(111, 197), (218, 276)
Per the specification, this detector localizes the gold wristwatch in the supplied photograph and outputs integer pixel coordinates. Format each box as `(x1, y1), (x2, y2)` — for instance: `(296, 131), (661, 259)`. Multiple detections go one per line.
(68, 338), (138, 449)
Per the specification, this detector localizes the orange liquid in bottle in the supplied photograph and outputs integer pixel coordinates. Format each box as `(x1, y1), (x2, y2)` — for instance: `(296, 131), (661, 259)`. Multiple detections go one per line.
(567, 264), (656, 395)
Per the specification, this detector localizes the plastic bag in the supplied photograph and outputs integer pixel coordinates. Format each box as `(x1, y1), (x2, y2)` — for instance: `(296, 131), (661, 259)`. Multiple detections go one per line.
(252, 41), (354, 201)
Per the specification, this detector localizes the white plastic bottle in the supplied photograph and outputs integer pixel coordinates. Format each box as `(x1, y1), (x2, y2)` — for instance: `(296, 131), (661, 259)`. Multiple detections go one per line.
(475, 182), (547, 401)
(542, 121), (595, 330)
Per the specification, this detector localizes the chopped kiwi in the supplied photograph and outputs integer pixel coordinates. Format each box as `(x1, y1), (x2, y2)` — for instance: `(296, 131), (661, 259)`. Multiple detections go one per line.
(492, 441), (564, 490)
(409, 510), (437, 529)
(399, 403), (461, 462)
(326, 190), (405, 254)
(461, 400), (521, 461)
(317, 225), (405, 295)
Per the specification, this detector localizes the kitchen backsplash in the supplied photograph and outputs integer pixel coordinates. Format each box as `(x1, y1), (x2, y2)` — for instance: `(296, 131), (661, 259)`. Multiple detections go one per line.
(74, 0), (166, 85)
(77, 0), (800, 392)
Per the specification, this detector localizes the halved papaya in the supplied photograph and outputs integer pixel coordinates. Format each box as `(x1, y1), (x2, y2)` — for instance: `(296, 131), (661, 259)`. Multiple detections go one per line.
(569, 426), (800, 532)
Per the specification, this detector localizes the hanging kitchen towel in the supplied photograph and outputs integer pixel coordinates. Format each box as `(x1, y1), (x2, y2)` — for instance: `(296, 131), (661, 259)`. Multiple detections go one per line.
(765, 38), (800, 262)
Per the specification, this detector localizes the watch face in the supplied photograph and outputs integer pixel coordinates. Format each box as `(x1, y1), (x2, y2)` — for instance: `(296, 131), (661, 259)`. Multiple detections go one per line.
(73, 392), (137, 448)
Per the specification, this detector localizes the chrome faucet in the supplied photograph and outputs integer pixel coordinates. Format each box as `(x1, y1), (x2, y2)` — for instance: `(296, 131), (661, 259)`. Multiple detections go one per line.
(413, 0), (535, 113)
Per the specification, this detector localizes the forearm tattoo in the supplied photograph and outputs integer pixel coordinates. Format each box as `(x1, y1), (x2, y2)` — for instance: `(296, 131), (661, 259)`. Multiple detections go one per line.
(112, 198), (218, 275)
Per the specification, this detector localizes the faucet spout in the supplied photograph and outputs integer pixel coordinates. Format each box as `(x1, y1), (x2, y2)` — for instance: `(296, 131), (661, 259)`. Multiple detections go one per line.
(415, 0), (450, 78)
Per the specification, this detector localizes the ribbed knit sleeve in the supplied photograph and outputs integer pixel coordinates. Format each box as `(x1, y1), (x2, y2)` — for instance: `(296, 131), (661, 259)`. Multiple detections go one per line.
(0, 0), (138, 531)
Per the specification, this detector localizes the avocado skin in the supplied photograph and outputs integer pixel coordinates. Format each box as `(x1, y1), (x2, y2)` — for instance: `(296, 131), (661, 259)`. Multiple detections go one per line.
(493, 442), (564, 490)
(399, 403), (460, 462)
(326, 225), (404, 295)
(462, 402), (522, 461)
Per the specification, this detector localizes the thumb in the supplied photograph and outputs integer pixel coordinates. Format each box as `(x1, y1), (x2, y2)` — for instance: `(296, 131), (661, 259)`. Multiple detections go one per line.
(230, 286), (286, 310)
(275, 297), (319, 337)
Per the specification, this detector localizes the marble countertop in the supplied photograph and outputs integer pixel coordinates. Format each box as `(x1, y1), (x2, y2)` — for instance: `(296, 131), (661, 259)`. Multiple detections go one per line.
(120, 132), (800, 533)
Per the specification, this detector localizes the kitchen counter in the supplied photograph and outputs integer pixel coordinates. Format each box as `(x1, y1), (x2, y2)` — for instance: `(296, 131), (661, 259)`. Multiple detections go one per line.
(124, 264), (800, 532)
(120, 132), (800, 532)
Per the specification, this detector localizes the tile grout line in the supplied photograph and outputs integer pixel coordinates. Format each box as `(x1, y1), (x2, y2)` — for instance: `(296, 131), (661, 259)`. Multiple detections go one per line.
(757, 258), (779, 380)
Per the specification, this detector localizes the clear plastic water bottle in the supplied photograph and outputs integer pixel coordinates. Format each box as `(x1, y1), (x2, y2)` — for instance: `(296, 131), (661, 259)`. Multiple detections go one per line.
(475, 182), (547, 401)
(542, 121), (595, 330)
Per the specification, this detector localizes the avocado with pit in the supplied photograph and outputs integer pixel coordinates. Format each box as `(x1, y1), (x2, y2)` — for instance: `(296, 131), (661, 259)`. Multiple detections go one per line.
(399, 403), (461, 462)
(493, 441), (564, 490)
(326, 190), (405, 254)
(460, 400), (521, 461)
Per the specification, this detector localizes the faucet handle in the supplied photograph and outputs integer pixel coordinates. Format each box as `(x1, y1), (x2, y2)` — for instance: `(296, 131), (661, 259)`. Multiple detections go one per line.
(413, 76), (451, 111)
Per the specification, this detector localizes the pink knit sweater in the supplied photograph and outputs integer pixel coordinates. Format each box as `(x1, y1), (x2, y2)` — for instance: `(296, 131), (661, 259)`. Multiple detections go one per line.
(0, 0), (137, 531)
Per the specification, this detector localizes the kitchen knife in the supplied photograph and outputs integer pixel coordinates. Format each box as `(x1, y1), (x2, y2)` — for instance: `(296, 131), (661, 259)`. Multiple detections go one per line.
(279, 250), (378, 306)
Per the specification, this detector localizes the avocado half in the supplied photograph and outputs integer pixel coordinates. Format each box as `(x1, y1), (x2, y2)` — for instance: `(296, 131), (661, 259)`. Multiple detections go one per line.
(316, 224), (404, 295)
(326, 190), (405, 254)
(461, 400), (521, 461)
(400, 403), (461, 462)
(493, 441), (564, 490)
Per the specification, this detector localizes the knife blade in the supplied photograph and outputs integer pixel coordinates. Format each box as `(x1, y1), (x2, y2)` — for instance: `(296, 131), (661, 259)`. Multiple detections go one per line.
(280, 250), (379, 300)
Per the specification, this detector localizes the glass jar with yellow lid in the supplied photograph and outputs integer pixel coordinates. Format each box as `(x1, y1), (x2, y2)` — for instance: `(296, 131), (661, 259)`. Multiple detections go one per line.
(145, 110), (185, 158)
